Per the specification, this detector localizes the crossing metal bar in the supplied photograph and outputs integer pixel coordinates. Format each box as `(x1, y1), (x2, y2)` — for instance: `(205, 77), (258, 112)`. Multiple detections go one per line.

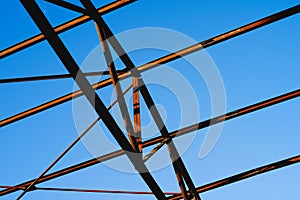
(1, 4), (299, 127)
(19, 1), (167, 199)
(0, 88), (299, 197)
(17, 115), (100, 199)
(143, 138), (169, 162)
(11, 82), (132, 198)
(0, 0), (136, 59)
(171, 172), (189, 200)
(168, 154), (300, 200)
(93, 11), (199, 199)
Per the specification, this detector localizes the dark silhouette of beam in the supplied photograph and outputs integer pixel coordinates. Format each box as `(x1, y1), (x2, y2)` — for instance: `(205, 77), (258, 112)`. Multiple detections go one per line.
(44, 0), (86, 14)
(18, 0), (166, 199)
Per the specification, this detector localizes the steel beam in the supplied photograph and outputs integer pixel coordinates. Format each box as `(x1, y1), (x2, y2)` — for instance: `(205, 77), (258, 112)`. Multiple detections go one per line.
(1, 4), (299, 127)
(44, 0), (86, 14)
(133, 77), (142, 152)
(19, 1), (166, 199)
(143, 139), (168, 162)
(142, 89), (300, 147)
(168, 155), (300, 200)
(35, 187), (180, 195)
(0, 0), (136, 59)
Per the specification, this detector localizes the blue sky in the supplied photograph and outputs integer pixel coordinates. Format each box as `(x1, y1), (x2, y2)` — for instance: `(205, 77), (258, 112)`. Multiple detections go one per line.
(1, 0), (300, 200)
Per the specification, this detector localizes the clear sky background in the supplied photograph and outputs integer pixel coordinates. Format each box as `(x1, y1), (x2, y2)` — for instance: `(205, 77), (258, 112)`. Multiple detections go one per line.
(1, 0), (300, 200)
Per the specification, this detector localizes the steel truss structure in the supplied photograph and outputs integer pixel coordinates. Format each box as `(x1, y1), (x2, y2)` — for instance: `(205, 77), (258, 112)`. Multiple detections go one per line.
(1, 0), (300, 199)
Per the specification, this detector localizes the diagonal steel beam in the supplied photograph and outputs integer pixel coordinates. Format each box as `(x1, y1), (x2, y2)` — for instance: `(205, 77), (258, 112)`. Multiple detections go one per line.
(17, 115), (100, 199)
(13, 82), (132, 198)
(142, 89), (300, 147)
(82, 0), (139, 152)
(168, 154), (300, 200)
(0, 0), (136, 59)
(1, 4), (299, 127)
(19, 1), (166, 199)
(44, 0), (86, 14)
(1, 89), (299, 196)
(143, 138), (169, 162)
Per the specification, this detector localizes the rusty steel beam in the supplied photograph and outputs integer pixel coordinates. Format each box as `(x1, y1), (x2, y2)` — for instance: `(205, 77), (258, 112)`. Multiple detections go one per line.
(168, 154), (300, 200)
(19, 1), (167, 199)
(35, 187), (180, 195)
(143, 139), (168, 162)
(137, 4), (300, 72)
(1, 4), (299, 128)
(142, 89), (300, 147)
(133, 77), (142, 152)
(0, 88), (299, 197)
(83, 0), (139, 152)
(0, 0), (136, 59)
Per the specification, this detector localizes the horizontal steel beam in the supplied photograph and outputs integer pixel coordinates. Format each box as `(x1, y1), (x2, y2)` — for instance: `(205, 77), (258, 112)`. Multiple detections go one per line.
(0, 0), (136, 59)
(1, 4), (299, 128)
(0, 69), (127, 84)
